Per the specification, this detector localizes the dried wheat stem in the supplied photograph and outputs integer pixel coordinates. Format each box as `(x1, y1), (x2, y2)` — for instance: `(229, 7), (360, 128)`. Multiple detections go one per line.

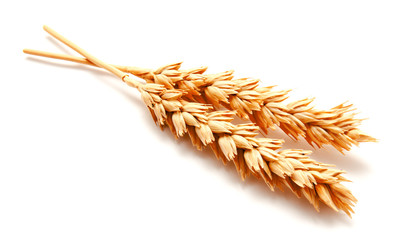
(22, 49), (149, 76)
(40, 26), (146, 92)
(43, 25), (129, 80)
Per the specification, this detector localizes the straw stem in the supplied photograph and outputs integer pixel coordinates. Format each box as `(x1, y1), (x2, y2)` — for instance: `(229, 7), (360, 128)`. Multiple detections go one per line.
(42, 25), (127, 81)
(22, 48), (148, 76)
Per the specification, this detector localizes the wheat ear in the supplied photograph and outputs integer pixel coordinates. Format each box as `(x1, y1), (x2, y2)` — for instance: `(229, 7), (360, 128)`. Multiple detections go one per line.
(22, 49), (375, 152)
(29, 26), (357, 216)
(128, 81), (357, 216)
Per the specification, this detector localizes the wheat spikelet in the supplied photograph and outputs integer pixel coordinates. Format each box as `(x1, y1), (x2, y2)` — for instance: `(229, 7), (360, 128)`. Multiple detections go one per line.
(124, 77), (357, 216)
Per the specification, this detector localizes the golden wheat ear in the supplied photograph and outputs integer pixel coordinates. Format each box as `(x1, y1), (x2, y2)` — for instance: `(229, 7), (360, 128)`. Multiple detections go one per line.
(25, 26), (357, 216)
(110, 59), (376, 153)
(23, 48), (376, 153)
(125, 62), (376, 153)
(122, 77), (358, 216)
(131, 81), (357, 217)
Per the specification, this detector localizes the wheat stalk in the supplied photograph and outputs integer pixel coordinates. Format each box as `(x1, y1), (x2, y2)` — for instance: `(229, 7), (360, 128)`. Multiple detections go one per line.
(25, 26), (357, 216)
(23, 49), (376, 152)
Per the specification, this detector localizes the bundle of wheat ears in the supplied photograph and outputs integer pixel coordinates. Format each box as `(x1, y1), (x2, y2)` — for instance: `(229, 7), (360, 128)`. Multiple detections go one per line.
(24, 26), (376, 217)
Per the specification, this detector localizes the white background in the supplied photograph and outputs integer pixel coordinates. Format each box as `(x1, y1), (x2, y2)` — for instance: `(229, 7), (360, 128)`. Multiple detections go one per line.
(1, 1), (403, 239)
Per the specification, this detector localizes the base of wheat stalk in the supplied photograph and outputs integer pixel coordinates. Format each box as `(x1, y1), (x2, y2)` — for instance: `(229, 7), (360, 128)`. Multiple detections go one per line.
(24, 26), (360, 217)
